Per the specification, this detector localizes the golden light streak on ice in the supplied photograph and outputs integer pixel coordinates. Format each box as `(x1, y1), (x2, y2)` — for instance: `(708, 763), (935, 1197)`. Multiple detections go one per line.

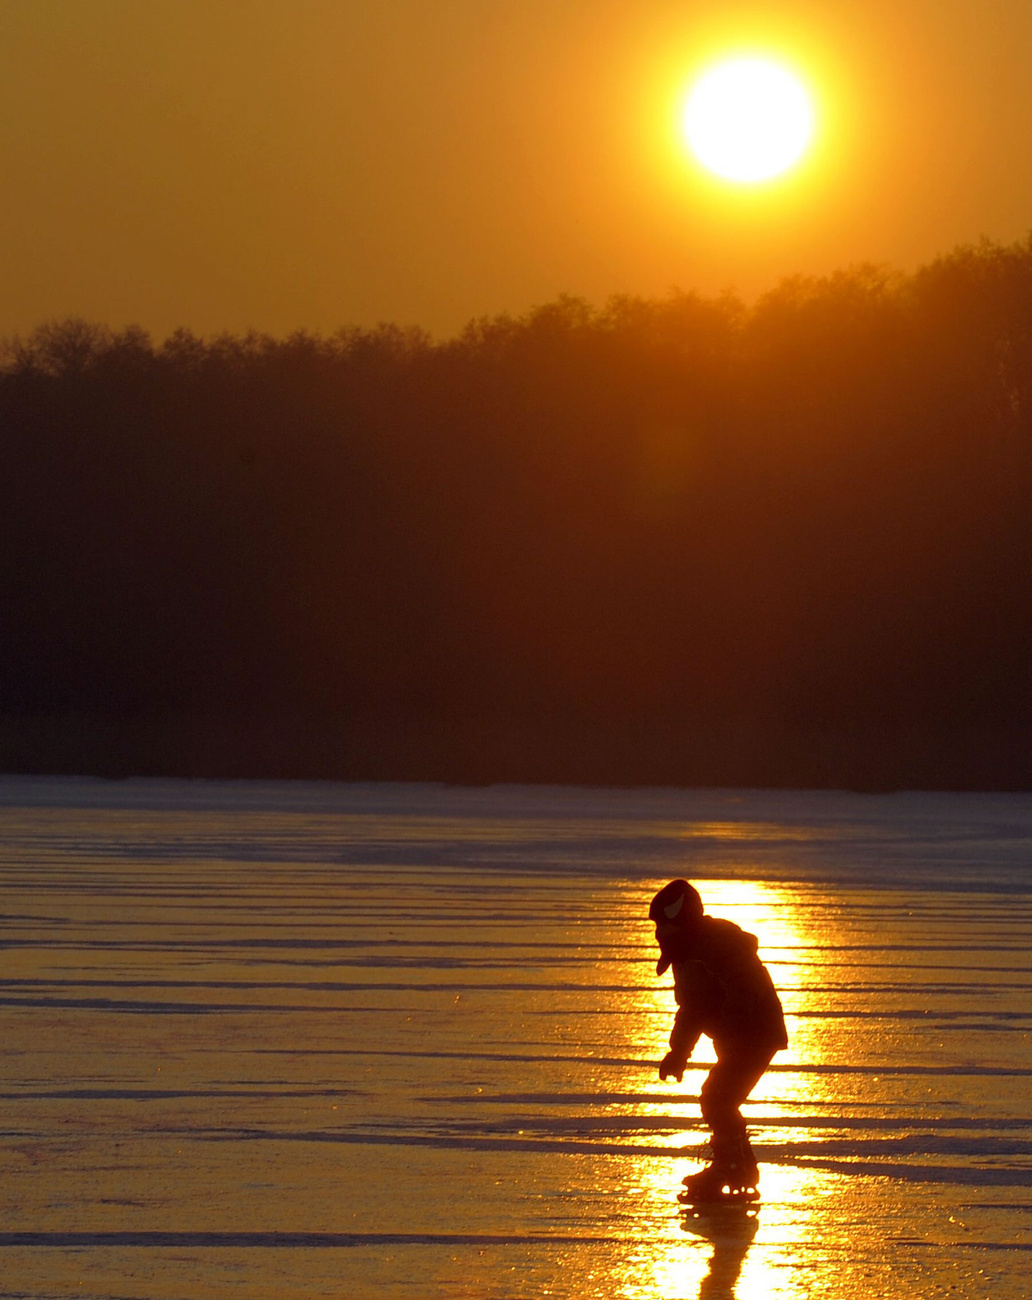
(588, 876), (853, 1300)
(3, 781), (1028, 1298)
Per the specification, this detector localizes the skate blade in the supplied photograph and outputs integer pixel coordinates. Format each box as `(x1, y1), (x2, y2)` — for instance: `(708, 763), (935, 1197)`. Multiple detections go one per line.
(678, 1187), (759, 1208)
(681, 1171), (759, 1187)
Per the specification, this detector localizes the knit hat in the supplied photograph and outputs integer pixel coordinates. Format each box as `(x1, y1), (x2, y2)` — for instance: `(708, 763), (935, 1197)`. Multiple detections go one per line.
(649, 879), (703, 924)
(649, 879), (704, 974)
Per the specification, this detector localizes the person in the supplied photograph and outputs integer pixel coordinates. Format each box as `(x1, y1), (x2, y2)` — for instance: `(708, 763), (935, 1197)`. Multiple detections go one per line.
(649, 878), (788, 1201)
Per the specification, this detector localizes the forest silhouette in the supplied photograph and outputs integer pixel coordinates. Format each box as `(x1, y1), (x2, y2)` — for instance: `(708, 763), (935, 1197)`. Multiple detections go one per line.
(1, 237), (1030, 788)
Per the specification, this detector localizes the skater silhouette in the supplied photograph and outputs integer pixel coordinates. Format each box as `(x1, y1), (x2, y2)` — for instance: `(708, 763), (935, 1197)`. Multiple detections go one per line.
(650, 879), (788, 1203)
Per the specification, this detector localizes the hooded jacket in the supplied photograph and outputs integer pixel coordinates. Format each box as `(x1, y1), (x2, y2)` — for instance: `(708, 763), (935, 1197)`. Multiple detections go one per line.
(666, 915), (788, 1058)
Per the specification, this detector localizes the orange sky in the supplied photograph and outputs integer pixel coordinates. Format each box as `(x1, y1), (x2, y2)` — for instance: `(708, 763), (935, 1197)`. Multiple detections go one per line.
(2, 0), (1031, 340)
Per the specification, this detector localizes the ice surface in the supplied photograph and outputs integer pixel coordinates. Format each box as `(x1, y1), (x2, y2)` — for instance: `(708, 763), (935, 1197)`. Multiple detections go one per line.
(0, 777), (1029, 1299)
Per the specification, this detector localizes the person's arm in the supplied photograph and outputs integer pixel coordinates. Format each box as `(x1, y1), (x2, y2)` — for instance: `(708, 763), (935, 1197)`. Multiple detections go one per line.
(659, 1010), (702, 1080)
(659, 967), (705, 1081)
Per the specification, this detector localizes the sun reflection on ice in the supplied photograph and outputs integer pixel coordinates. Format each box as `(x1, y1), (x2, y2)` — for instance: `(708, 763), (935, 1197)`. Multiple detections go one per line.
(688, 877), (826, 1116)
(600, 877), (846, 1299)
(606, 1154), (840, 1300)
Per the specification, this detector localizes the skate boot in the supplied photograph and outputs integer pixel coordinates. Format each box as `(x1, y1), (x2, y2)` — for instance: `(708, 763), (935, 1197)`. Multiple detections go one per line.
(678, 1134), (759, 1206)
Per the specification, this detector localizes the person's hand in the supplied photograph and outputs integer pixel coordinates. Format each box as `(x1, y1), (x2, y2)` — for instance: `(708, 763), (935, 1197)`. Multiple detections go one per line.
(659, 1051), (688, 1082)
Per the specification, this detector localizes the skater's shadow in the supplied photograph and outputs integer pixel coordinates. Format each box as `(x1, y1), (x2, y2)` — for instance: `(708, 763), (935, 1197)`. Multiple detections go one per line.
(679, 1208), (759, 1300)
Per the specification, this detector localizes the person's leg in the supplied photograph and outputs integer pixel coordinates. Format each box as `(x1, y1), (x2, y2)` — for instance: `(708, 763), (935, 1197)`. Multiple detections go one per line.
(699, 1045), (774, 1144)
(686, 1045), (776, 1192)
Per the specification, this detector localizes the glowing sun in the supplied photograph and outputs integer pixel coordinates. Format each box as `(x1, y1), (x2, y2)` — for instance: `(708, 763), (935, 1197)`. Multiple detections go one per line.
(682, 57), (814, 183)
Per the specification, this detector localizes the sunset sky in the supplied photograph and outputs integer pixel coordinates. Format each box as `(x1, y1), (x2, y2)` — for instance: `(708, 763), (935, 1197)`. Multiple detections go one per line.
(3, 0), (1031, 340)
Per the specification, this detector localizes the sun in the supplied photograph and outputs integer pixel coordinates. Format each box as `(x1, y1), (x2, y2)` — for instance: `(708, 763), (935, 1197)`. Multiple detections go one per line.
(682, 57), (814, 183)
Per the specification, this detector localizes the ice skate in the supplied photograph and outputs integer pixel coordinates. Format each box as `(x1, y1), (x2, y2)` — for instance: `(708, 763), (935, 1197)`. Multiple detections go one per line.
(678, 1135), (759, 1208)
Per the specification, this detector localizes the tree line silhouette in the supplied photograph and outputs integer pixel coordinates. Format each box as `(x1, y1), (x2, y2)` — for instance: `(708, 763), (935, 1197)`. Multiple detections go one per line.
(2, 236), (1030, 787)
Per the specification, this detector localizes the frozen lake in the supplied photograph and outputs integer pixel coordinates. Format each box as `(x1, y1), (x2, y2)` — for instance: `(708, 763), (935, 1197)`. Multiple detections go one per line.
(0, 777), (1030, 1299)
